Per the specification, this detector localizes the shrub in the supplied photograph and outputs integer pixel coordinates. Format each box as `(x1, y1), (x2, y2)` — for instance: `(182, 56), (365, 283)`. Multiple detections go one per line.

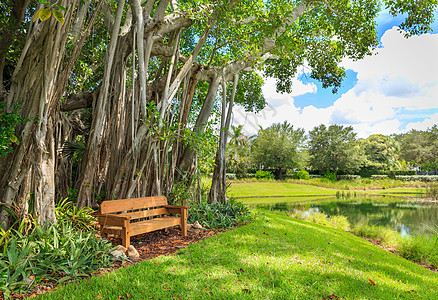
(55, 198), (96, 231)
(395, 175), (438, 182)
(0, 222), (113, 297)
(188, 199), (253, 229)
(337, 175), (361, 180)
(226, 173), (237, 180)
(324, 172), (337, 182)
(255, 170), (274, 180)
(328, 215), (351, 231)
(309, 174), (323, 179)
(292, 170), (310, 180)
(371, 175), (389, 180)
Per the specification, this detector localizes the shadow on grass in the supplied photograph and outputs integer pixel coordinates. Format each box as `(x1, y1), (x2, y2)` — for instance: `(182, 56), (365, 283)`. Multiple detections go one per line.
(38, 214), (438, 300)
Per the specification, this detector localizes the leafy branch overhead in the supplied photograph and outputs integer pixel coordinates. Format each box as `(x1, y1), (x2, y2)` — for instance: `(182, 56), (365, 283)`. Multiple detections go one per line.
(33, 0), (67, 24)
(0, 0), (436, 229)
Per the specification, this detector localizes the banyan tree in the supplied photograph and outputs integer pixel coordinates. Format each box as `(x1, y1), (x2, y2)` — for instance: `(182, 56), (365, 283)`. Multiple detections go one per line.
(0, 0), (435, 228)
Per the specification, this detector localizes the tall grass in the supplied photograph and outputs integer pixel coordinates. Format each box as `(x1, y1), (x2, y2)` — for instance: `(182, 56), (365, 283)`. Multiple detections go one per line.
(424, 183), (438, 200)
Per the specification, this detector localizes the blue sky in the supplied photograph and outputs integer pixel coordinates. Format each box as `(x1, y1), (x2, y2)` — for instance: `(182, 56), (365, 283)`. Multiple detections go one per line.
(233, 10), (438, 138)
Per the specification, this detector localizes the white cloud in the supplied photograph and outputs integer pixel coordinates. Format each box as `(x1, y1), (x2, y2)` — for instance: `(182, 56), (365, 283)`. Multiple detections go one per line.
(405, 113), (438, 131)
(234, 27), (438, 138)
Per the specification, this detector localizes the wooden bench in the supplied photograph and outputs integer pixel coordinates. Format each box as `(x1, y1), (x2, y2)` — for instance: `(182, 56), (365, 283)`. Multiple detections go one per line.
(97, 196), (188, 248)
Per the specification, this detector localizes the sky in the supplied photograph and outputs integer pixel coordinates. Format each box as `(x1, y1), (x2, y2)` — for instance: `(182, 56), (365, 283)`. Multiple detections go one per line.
(232, 10), (438, 138)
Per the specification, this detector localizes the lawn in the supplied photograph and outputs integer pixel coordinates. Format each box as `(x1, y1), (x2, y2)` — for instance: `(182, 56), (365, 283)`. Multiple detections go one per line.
(228, 181), (424, 200)
(228, 182), (337, 198)
(38, 212), (438, 300)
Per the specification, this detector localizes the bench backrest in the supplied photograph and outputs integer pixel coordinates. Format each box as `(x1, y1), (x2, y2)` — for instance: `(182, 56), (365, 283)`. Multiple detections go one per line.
(100, 196), (168, 218)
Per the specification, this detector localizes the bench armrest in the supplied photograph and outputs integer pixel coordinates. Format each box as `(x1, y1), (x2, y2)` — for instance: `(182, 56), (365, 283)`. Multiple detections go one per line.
(97, 214), (130, 227)
(164, 205), (189, 215)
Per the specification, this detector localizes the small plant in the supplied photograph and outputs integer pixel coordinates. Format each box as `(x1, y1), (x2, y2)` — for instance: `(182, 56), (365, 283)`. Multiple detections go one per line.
(0, 221), (114, 297)
(324, 172), (337, 182)
(337, 175), (361, 180)
(291, 170), (310, 180)
(188, 199), (253, 229)
(255, 170), (274, 180)
(55, 198), (96, 231)
(0, 103), (27, 158)
(425, 183), (438, 200)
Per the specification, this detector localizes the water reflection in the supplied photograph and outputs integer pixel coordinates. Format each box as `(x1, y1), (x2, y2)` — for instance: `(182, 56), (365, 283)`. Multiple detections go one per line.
(255, 197), (438, 236)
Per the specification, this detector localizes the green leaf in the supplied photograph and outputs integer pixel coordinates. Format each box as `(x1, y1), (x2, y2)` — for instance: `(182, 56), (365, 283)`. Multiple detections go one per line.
(53, 9), (65, 25)
(32, 9), (41, 22)
(38, 0), (50, 4)
(39, 8), (52, 22)
(9, 134), (18, 144)
(55, 4), (68, 12)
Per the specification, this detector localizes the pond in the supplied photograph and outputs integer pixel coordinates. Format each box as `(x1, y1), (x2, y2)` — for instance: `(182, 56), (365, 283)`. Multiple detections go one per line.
(255, 196), (438, 236)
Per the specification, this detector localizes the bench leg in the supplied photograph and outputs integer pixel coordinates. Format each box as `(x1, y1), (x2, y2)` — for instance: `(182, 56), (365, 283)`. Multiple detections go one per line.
(121, 227), (130, 248)
(181, 209), (187, 236)
(164, 228), (168, 233)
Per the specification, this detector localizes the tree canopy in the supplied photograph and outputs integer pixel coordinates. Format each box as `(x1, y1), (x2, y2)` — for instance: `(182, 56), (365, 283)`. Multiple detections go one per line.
(251, 121), (306, 179)
(0, 0), (436, 228)
(308, 124), (364, 175)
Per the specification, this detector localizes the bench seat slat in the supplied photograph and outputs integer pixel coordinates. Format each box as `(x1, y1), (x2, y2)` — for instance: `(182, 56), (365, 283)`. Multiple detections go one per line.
(130, 216), (181, 236)
(118, 207), (169, 220)
(100, 196), (168, 214)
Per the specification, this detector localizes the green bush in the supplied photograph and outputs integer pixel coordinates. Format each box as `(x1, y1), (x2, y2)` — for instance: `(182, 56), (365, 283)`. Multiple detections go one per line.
(55, 198), (96, 231)
(255, 170), (274, 180)
(291, 170), (310, 180)
(324, 172), (337, 182)
(395, 175), (438, 182)
(309, 174), (323, 178)
(337, 175), (361, 180)
(0, 222), (113, 297)
(226, 173), (237, 180)
(397, 235), (438, 266)
(0, 103), (27, 158)
(371, 175), (389, 180)
(188, 199), (253, 229)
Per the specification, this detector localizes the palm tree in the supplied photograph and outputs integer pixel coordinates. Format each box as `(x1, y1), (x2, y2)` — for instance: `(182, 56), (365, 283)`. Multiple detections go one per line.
(228, 125), (248, 159)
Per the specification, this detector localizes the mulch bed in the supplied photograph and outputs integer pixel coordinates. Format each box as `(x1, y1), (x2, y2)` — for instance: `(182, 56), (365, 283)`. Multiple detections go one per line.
(111, 227), (225, 260)
(3, 227), (227, 300)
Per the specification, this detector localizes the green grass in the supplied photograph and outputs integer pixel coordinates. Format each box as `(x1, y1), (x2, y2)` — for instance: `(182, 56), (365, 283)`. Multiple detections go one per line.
(228, 182), (337, 198)
(228, 181), (424, 200)
(38, 212), (438, 300)
(243, 196), (335, 205)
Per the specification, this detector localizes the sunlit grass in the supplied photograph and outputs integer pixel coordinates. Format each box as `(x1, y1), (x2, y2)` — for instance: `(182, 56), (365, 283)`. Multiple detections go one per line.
(227, 180), (425, 199)
(38, 212), (438, 300)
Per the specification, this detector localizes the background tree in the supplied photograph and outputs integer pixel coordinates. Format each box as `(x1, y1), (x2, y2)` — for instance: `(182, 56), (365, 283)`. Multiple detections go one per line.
(251, 122), (305, 180)
(360, 134), (400, 172)
(228, 125), (248, 160)
(308, 124), (364, 175)
(395, 126), (438, 171)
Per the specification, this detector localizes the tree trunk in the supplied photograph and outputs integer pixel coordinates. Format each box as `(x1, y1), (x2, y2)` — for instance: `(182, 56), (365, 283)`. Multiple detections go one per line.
(178, 75), (221, 176)
(208, 74), (238, 204)
(0, 1), (79, 229)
